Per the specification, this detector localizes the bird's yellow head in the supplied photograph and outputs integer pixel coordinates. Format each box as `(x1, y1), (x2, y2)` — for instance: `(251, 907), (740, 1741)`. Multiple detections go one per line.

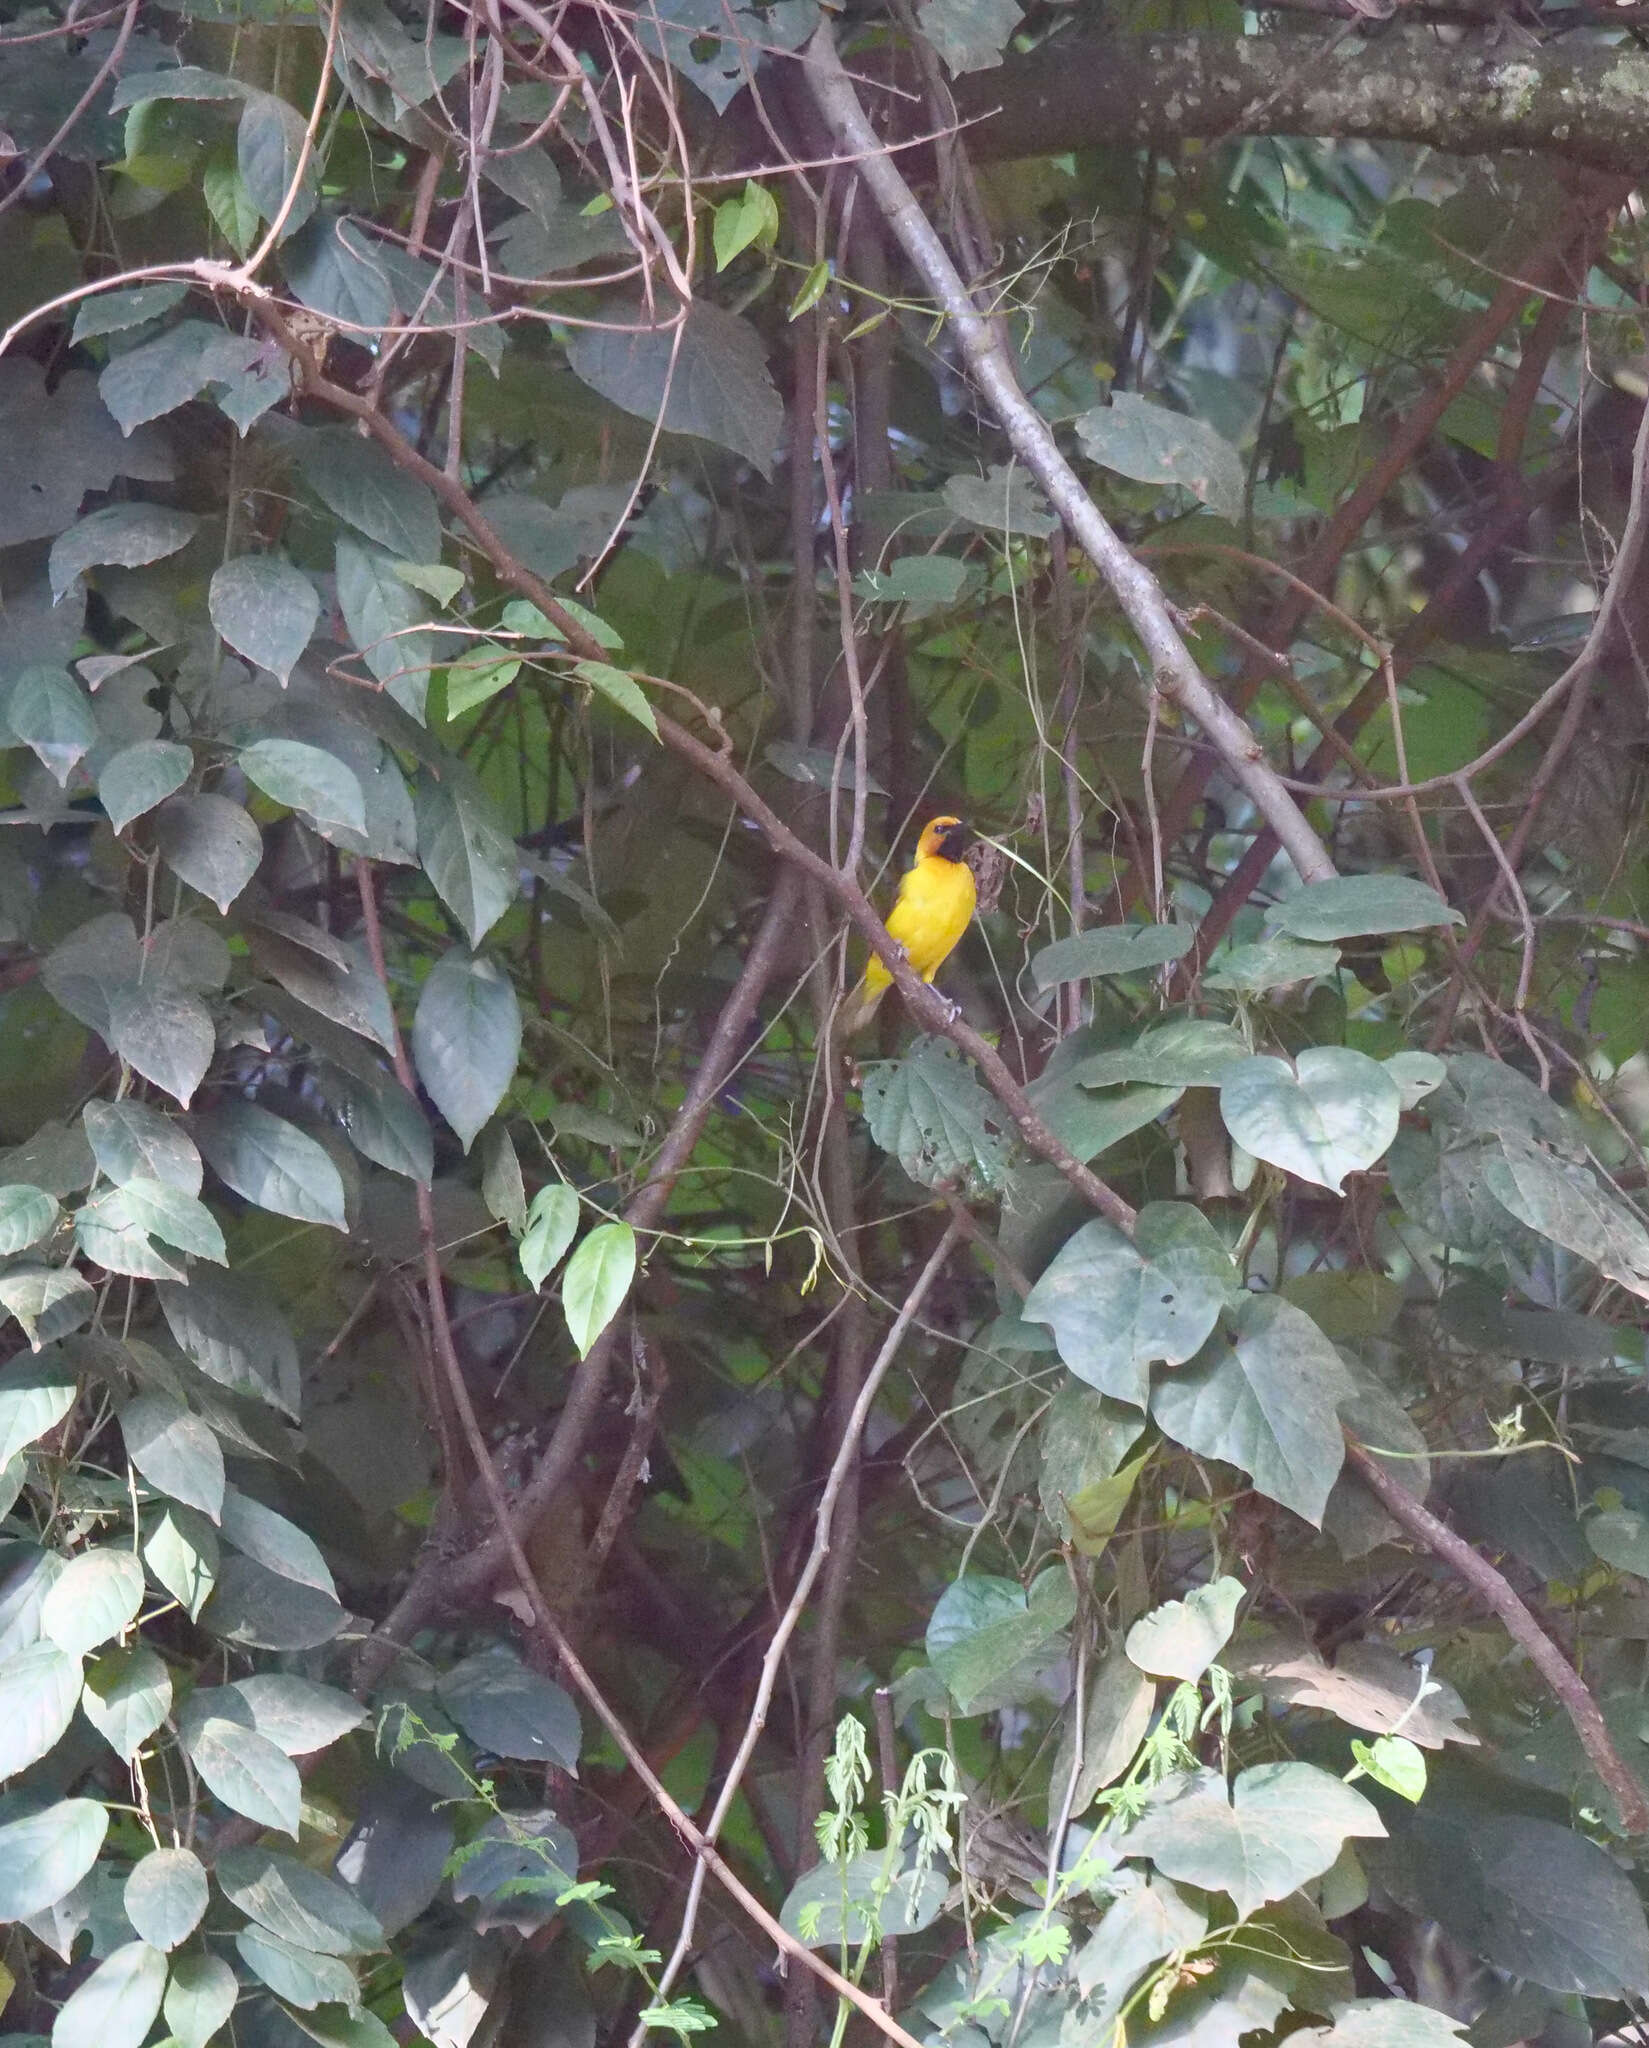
(917, 815), (971, 862)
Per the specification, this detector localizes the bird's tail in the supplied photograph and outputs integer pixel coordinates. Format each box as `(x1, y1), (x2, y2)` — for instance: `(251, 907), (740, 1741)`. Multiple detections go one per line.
(835, 970), (890, 1040)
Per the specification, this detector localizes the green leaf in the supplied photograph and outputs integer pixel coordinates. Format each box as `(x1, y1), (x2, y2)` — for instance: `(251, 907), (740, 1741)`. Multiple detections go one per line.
(81, 1644), (172, 1761)
(164, 1952), (240, 2048)
(334, 1067), (433, 1181)
(787, 258), (831, 321)
(414, 770), (519, 947)
(204, 149), (260, 256)
(1587, 1506), (1649, 1576)
(217, 1673), (365, 1755)
(521, 1183), (579, 1288)
(943, 465), (1059, 537)
(411, 949), (522, 1152)
(779, 1852), (949, 1948)
(565, 299), (783, 476)
(1024, 1203), (1240, 1407)
(217, 1845), (385, 1956)
(240, 737), (366, 836)
(158, 1268), (301, 1414)
(1051, 1650), (1157, 1813)
(0, 1184), (58, 1255)
(1204, 938), (1343, 992)
(220, 1487), (335, 1592)
(1149, 1294), (1354, 1525)
(0, 1267), (95, 1350)
(335, 536), (439, 720)
(84, 1102), (201, 1196)
(1351, 1734), (1427, 1802)
(98, 322), (219, 432)
(50, 1939), (167, 2048)
(0, 1798), (107, 1918)
(561, 1221), (637, 1358)
(121, 1392), (225, 1520)
(445, 644), (521, 720)
(1220, 1048), (1402, 1195)
(70, 282), (189, 342)
(1071, 1018), (1251, 1090)
(236, 88), (318, 237)
(195, 1101), (348, 1230)
(1480, 1133), (1649, 1303)
(48, 504), (197, 603)
(105, 985), (216, 1107)
(481, 1126), (527, 1233)
(397, 560), (465, 604)
(503, 593), (623, 650)
(153, 791), (262, 914)
(209, 555), (321, 684)
(850, 556), (969, 617)
(1123, 1762), (1384, 1918)
(1370, 1808), (1649, 1996)
(7, 664), (96, 785)
(99, 739), (193, 834)
(1293, 2003), (1466, 2048)
(927, 1568), (1076, 1715)
(1039, 1382), (1147, 1552)
(106, 1177), (226, 1263)
(143, 1503), (219, 1619)
(1268, 875), (1464, 942)
(1125, 1576), (1246, 1682)
(861, 1036), (1011, 1191)
(1031, 924), (1194, 989)
(184, 1714), (301, 1834)
(109, 65), (248, 109)
(917, 0), (1023, 70)
(1076, 394), (1245, 520)
(40, 1546), (144, 1654)
(235, 1927), (359, 2008)
(207, 1567), (342, 1659)
(125, 1847), (209, 1949)
(249, 914), (395, 1053)
(299, 426), (441, 561)
(713, 179), (779, 269)
(0, 1640), (81, 1778)
(438, 1644), (581, 1768)
(576, 659), (658, 739)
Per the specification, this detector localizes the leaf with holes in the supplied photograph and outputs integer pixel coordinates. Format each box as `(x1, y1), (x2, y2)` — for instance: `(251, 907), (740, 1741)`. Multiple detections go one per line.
(1024, 1203), (1239, 1407)
(861, 1036), (1010, 1191)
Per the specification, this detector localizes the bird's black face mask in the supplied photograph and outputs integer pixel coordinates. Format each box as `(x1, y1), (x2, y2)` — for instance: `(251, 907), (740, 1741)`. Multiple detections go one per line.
(936, 821), (973, 861)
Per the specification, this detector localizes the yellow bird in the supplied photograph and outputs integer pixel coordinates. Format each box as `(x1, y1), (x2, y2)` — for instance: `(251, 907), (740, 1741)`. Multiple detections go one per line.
(837, 815), (977, 1038)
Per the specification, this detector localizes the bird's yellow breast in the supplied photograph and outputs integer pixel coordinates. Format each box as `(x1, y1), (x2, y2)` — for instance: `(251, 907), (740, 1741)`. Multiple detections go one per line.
(885, 854), (978, 983)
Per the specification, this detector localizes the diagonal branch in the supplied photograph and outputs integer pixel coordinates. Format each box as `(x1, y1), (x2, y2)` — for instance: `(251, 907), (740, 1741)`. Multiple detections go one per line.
(801, 22), (1337, 890)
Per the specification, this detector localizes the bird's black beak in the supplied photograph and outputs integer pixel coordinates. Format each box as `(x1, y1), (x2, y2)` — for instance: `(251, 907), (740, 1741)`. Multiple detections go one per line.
(937, 821), (973, 861)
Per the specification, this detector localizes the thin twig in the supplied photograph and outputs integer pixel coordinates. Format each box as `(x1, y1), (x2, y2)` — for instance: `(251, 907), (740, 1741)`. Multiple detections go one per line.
(1342, 1438), (1649, 1834)
(801, 22), (1338, 890)
(640, 1221), (964, 2038)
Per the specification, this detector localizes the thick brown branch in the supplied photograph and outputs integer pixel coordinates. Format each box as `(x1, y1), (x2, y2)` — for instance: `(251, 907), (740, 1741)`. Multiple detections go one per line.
(956, 28), (1649, 175)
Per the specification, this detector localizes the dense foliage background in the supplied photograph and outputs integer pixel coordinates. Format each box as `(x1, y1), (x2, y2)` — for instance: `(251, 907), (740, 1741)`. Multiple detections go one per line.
(4, 0), (1649, 2042)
